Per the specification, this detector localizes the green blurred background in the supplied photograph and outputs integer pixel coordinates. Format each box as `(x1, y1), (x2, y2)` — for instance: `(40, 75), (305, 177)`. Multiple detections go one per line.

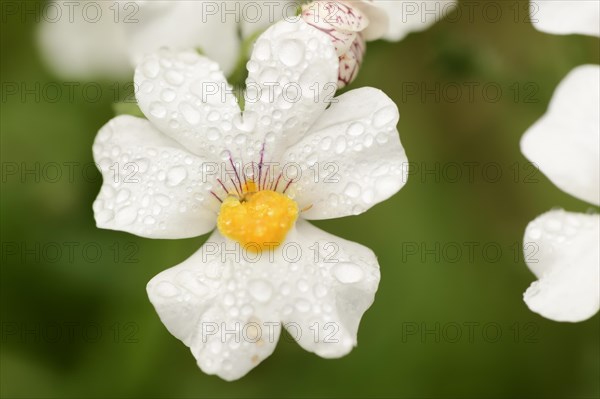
(1, 0), (599, 397)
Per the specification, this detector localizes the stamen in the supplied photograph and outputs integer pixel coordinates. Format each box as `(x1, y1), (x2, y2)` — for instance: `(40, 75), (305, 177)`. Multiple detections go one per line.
(210, 191), (223, 203)
(229, 156), (244, 194)
(217, 179), (230, 196)
(283, 179), (293, 194)
(230, 177), (242, 197)
(273, 172), (283, 192)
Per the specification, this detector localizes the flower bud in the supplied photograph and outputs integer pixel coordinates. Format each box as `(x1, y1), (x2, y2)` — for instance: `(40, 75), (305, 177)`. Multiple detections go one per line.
(301, 1), (369, 88)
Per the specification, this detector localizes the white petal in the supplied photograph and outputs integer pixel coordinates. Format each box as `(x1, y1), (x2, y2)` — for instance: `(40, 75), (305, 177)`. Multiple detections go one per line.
(240, 0), (298, 39)
(134, 48), (241, 158)
(284, 87), (408, 219)
(521, 65), (600, 206)
(92, 115), (218, 239)
(147, 219), (380, 379)
(37, 1), (130, 79)
(531, 0), (600, 37)
(523, 210), (599, 322)
(354, 0), (390, 41)
(126, 1), (241, 75)
(147, 232), (281, 381)
(147, 231), (281, 381)
(244, 19), (339, 149)
(190, 306), (281, 381)
(372, 0), (457, 41)
(280, 220), (380, 358)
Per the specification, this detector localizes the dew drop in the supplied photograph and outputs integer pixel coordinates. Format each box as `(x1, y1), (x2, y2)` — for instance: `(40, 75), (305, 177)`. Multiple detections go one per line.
(180, 102), (201, 125)
(156, 281), (179, 298)
(375, 176), (398, 198)
(166, 166), (187, 187)
(143, 59), (160, 78)
(333, 263), (363, 284)
(254, 40), (271, 61)
(314, 284), (327, 298)
(115, 206), (137, 225)
(150, 102), (167, 118)
(347, 122), (365, 137)
(207, 111), (220, 122)
(344, 183), (361, 198)
(116, 189), (130, 203)
(295, 299), (310, 312)
(528, 227), (542, 240)
(207, 128), (221, 141)
(278, 39), (305, 67)
(248, 280), (273, 303)
(320, 137), (332, 151)
(224, 293), (235, 306)
(335, 136), (347, 154)
(373, 105), (397, 128)
(297, 279), (309, 292)
(545, 218), (562, 232)
(161, 88), (176, 102)
(165, 70), (184, 86)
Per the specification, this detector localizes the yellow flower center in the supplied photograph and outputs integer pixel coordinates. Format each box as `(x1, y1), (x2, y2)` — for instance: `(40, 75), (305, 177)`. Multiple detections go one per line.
(217, 182), (298, 253)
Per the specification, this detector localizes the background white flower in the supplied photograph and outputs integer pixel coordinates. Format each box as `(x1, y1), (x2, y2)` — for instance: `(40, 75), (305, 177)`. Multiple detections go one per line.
(38, 0), (296, 79)
(38, 0), (456, 80)
(367, 0), (457, 41)
(301, 0), (457, 87)
(92, 19), (408, 379)
(531, 0), (600, 37)
(520, 65), (600, 322)
(520, 1), (600, 322)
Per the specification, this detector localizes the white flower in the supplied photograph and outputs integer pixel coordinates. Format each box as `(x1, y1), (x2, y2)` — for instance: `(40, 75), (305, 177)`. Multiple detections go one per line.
(530, 0), (600, 37)
(301, 0), (457, 86)
(520, 1), (600, 322)
(38, 0), (296, 79)
(92, 19), (408, 380)
(367, 0), (457, 42)
(520, 65), (600, 322)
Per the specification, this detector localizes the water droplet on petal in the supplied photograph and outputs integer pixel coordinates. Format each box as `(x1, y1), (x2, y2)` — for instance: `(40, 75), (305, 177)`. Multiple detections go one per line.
(528, 228), (542, 240)
(165, 70), (184, 86)
(180, 102), (200, 125)
(161, 88), (176, 102)
(347, 122), (365, 137)
(373, 105), (397, 128)
(248, 280), (273, 303)
(143, 59), (160, 78)
(116, 189), (130, 203)
(335, 136), (347, 154)
(375, 176), (398, 198)
(115, 206), (137, 225)
(166, 166), (187, 187)
(295, 299), (310, 312)
(156, 195), (170, 207)
(156, 281), (179, 298)
(207, 128), (221, 141)
(254, 40), (271, 61)
(150, 102), (167, 118)
(344, 183), (361, 198)
(333, 262), (364, 284)
(278, 39), (305, 67)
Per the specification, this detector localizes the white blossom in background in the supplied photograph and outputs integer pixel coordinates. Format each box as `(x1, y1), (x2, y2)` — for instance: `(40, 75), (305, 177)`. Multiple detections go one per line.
(301, 0), (456, 87)
(521, 65), (600, 322)
(92, 19), (408, 379)
(38, 0), (456, 82)
(38, 0), (297, 79)
(531, 0), (600, 37)
(520, 1), (600, 323)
